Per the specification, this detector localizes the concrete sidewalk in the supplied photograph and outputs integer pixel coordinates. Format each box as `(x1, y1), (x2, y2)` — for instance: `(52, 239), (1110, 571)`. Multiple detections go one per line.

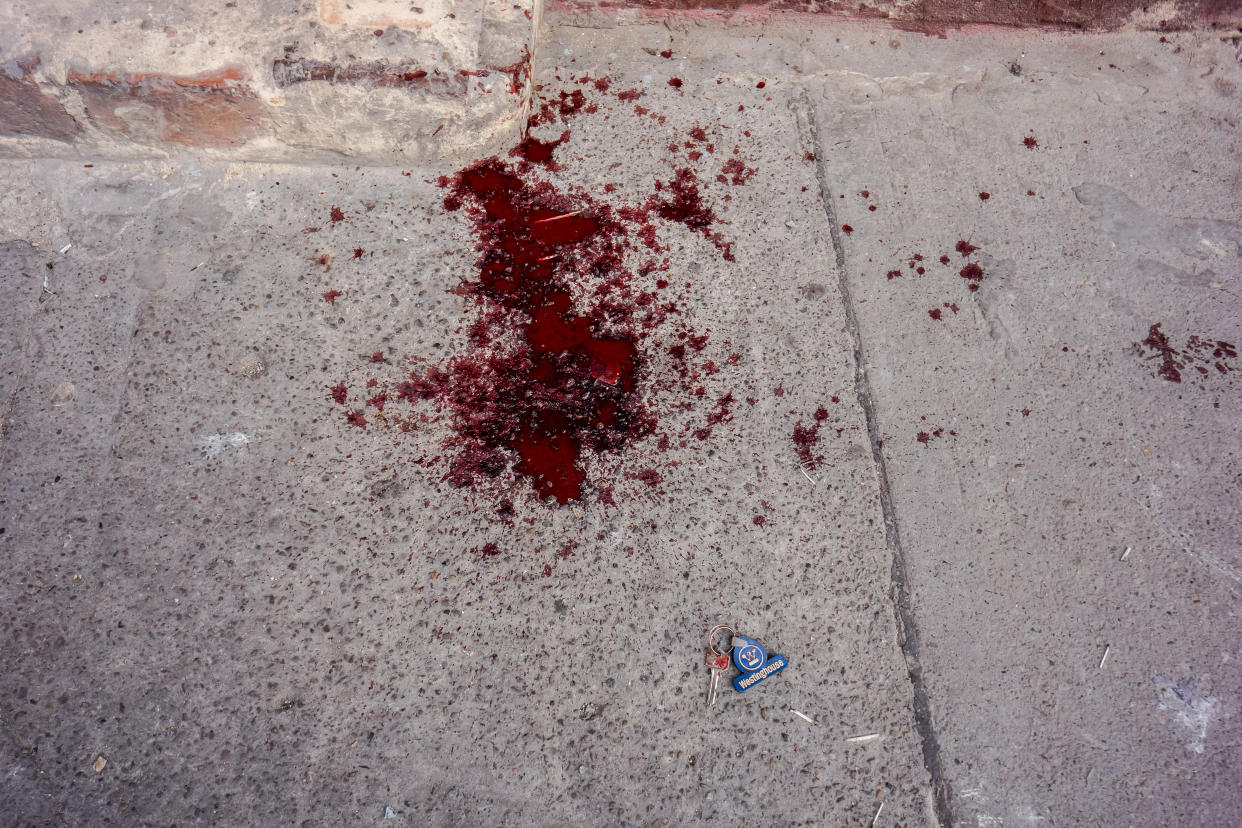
(1, 16), (1240, 828)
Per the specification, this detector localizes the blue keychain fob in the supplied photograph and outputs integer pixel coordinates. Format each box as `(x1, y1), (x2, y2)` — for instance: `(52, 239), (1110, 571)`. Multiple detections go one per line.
(731, 633), (789, 692)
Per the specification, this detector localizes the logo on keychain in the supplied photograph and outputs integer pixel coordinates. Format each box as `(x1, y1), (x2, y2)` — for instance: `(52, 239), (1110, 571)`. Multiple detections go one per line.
(731, 634), (788, 692)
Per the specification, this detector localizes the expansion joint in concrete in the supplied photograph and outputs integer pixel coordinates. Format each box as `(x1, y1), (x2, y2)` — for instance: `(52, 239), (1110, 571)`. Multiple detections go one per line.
(789, 88), (954, 828)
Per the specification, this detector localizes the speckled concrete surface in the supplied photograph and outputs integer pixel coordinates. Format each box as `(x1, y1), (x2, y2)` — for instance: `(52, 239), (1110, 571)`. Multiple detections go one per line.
(2, 19), (1240, 828)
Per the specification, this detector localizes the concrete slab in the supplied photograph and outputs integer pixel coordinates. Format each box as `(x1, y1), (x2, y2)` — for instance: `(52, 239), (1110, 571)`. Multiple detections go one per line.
(795, 24), (1242, 828)
(0, 61), (928, 825)
(1, 14), (1240, 828)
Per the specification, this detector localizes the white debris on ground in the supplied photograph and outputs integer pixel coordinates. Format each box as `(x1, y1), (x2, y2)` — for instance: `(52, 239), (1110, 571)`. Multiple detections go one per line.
(198, 432), (252, 459)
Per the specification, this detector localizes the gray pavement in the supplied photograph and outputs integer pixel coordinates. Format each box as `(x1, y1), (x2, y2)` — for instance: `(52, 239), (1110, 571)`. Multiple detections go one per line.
(2, 19), (1241, 828)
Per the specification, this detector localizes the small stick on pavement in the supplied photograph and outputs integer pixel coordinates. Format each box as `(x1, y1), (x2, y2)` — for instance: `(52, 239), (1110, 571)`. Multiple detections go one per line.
(531, 209), (585, 225)
(790, 708), (815, 724)
(1099, 645), (1110, 670)
(871, 801), (884, 827)
(1120, 547), (1131, 562)
(846, 733), (881, 744)
(799, 466), (817, 485)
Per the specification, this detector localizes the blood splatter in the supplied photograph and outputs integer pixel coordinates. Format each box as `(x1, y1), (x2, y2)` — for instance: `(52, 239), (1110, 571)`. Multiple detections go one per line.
(719, 158), (755, 185)
(842, 224), (854, 234)
(959, 262), (984, 292)
(956, 239), (978, 257)
(353, 247), (364, 258)
(330, 383), (348, 404)
(511, 130), (569, 167)
(792, 406), (833, 469)
(978, 192), (991, 201)
(323, 289), (342, 304)
(327, 80), (743, 505)
(659, 49), (674, 59)
(330, 206), (345, 222)
(928, 308), (942, 320)
(1137, 323), (1237, 384)
(752, 515), (766, 526)
(1023, 136), (1039, 149)
(668, 77), (683, 89)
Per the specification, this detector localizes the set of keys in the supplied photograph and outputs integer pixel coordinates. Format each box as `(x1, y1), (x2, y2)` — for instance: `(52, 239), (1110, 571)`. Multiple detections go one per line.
(705, 623), (789, 705)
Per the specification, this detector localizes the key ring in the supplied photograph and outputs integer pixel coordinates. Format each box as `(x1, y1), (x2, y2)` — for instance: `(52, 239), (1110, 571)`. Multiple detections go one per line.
(707, 623), (735, 657)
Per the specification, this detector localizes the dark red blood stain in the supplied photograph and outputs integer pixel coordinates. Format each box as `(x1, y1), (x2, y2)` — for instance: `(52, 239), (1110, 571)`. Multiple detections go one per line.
(860, 190), (870, 198)
(330, 206), (345, 222)
(916, 266), (925, 274)
(959, 262), (984, 289)
(511, 130), (569, 167)
(330, 383), (348, 404)
(978, 192), (991, 200)
(370, 351), (388, 363)
(689, 127), (707, 141)
(617, 88), (643, 102)
(660, 49), (673, 58)
(353, 247), (364, 259)
(347, 410), (367, 428)
(773, 386), (785, 397)
(792, 419), (822, 468)
(720, 158), (755, 185)
(1141, 322), (1182, 383)
(478, 542), (501, 558)
(648, 168), (734, 260)
(869, 205), (877, 211)
(831, 396), (840, 403)
(1021, 408), (1031, 416)
(593, 77), (610, 92)
(956, 240), (978, 256)
(929, 308), (942, 320)
(541, 564), (553, 577)
(323, 289), (342, 304)
(368, 391), (388, 410)
(917, 431), (930, 445)
(842, 224), (853, 234)
(706, 392), (734, 426)
(814, 406), (829, 421)
(1027, 189), (1036, 196)
(756, 81), (766, 89)
(887, 270), (902, 280)
(400, 152), (733, 504)
(635, 468), (662, 486)
(668, 77), (683, 88)
(753, 515), (766, 526)
(939, 254), (951, 265)
(946, 302), (960, 313)
(317, 254), (331, 266)
(1024, 136), (1039, 149)
(688, 150), (702, 161)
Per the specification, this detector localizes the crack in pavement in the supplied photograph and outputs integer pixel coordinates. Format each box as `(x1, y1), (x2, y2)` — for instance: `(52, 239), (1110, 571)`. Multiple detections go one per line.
(789, 87), (955, 828)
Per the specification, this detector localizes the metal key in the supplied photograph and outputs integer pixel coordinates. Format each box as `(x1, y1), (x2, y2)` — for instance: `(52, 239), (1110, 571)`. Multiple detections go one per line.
(705, 652), (730, 706)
